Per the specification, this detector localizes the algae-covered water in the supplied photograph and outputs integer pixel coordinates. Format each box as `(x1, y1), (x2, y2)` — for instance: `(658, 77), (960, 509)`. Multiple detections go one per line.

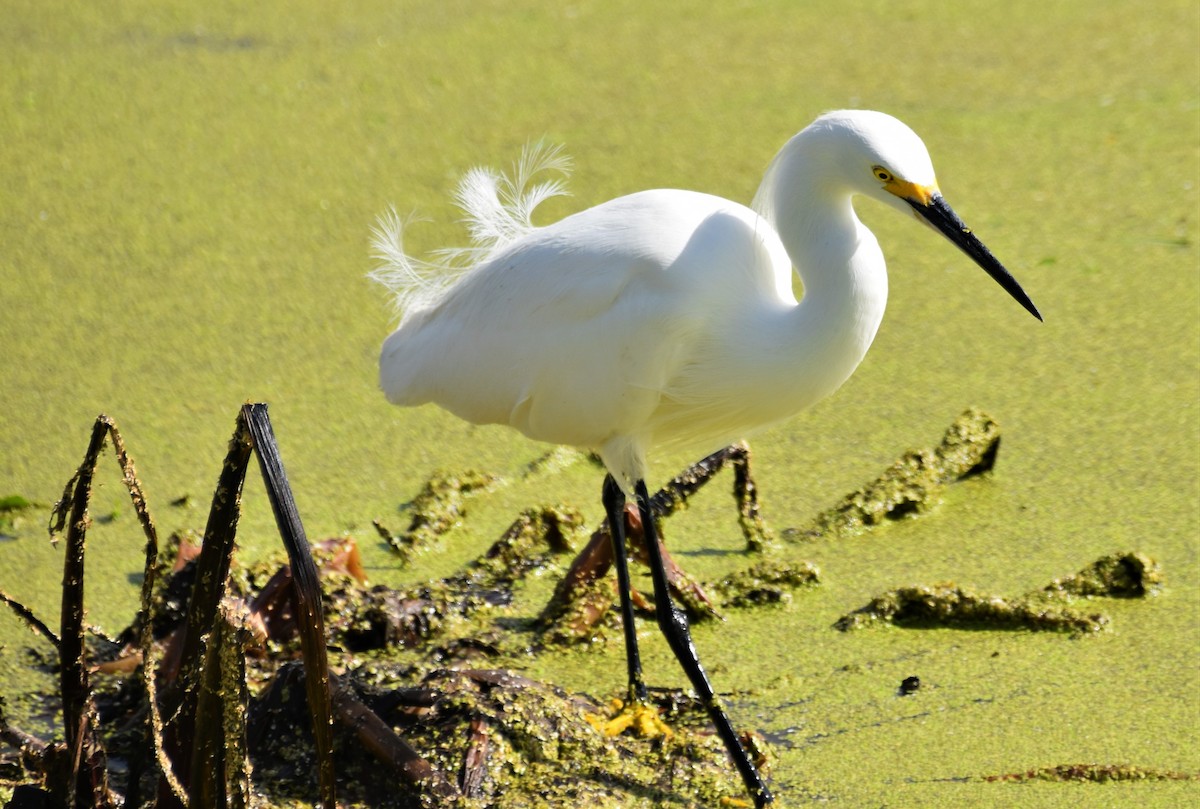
(1, 1), (1197, 806)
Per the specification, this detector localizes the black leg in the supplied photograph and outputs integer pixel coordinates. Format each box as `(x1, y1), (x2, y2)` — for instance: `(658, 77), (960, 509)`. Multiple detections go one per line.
(634, 479), (773, 808)
(602, 474), (647, 703)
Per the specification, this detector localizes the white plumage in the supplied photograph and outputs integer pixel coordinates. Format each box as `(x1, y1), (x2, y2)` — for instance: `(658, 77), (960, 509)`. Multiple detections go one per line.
(373, 110), (1037, 492)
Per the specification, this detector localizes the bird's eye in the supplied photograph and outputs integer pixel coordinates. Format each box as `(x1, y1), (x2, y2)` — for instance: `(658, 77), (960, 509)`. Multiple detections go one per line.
(872, 166), (893, 183)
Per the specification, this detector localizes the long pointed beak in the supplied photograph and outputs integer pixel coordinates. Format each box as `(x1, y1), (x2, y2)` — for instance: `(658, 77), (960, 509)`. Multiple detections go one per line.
(907, 194), (1042, 321)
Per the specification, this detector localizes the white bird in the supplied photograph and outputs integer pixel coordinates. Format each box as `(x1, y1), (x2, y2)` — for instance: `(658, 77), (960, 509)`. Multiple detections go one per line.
(372, 110), (1040, 807)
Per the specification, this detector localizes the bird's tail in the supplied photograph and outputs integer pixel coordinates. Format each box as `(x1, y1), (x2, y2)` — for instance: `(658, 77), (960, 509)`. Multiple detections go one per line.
(370, 141), (572, 321)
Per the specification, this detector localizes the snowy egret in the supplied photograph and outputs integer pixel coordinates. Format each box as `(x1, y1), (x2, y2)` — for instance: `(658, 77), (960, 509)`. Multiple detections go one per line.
(371, 110), (1040, 807)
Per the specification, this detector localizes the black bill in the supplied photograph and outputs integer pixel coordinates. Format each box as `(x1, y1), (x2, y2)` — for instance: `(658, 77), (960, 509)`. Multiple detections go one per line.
(908, 194), (1042, 321)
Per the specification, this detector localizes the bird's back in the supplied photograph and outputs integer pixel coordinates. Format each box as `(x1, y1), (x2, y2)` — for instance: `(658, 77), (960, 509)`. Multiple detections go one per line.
(379, 188), (795, 460)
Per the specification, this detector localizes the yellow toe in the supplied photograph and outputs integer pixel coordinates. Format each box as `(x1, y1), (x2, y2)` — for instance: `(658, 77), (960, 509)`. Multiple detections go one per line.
(585, 697), (673, 739)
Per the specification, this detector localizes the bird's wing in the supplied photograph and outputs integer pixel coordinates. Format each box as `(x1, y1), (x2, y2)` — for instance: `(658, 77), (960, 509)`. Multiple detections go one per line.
(380, 189), (793, 455)
(381, 192), (700, 437)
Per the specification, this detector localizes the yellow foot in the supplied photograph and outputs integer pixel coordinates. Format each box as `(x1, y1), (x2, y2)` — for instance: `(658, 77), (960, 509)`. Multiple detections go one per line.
(585, 697), (674, 739)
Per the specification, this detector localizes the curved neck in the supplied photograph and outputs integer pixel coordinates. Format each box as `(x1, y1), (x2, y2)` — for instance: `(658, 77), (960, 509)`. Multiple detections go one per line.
(753, 143), (889, 403)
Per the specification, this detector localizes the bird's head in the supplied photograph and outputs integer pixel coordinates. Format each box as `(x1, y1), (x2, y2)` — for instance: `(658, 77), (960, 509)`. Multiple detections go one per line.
(817, 110), (1042, 321)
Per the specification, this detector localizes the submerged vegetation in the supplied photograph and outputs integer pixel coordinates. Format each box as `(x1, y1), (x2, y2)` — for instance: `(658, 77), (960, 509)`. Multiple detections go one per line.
(0, 496), (36, 543)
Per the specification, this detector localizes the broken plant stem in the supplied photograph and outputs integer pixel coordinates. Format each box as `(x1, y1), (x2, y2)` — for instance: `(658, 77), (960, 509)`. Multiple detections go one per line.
(330, 672), (461, 803)
(243, 403), (336, 809)
(54, 415), (116, 808)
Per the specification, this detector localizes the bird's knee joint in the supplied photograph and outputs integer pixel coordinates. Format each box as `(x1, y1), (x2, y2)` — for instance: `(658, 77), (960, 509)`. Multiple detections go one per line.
(657, 605), (696, 650)
(657, 603), (688, 631)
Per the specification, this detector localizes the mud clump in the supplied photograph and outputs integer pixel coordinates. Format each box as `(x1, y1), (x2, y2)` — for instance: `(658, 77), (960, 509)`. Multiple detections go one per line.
(713, 559), (821, 608)
(330, 507), (585, 654)
(1043, 551), (1164, 598)
(836, 552), (1164, 634)
(376, 470), (497, 562)
(796, 408), (1002, 539)
(834, 583), (1110, 633)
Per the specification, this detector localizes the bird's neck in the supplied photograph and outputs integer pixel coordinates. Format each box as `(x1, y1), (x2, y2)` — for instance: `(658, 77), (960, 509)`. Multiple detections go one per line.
(754, 159), (889, 406)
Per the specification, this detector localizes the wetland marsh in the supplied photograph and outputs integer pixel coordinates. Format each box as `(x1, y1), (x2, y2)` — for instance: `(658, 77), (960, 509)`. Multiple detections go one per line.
(1, 1), (1197, 805)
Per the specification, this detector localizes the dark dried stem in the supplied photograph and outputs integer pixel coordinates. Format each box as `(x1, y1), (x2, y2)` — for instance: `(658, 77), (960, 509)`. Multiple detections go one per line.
(330, 673), (460, 803)
(54, 415), (115, 809)
(0, 589), (60, 649)
(243, 403), (336, 809)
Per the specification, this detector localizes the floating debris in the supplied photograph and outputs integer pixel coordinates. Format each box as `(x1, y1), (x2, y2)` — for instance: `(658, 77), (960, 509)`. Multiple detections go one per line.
(794, 408), (1001, 539)
(933, 408), (1002, 480)
(982, 763), (1198, 783)
(12, 405), (1076, 806)
(538, 574), (619, 647)
(646, 441), (773, 552)
(329, 507), (583, 655)
(7, 408), (770, 808)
